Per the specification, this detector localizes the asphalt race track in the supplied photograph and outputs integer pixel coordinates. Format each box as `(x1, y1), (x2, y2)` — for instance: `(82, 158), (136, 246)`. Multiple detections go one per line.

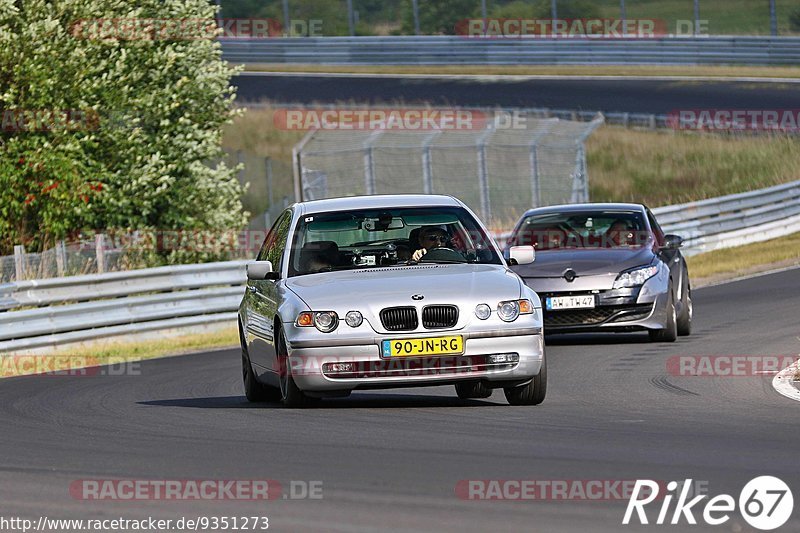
(233, 73), (800, 115)
(1, 268), (799, 532)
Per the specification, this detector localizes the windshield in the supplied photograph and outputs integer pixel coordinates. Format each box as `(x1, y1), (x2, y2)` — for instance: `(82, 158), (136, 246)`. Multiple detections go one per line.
(288, 206), (502, 276)
(510, 210), (650, 250)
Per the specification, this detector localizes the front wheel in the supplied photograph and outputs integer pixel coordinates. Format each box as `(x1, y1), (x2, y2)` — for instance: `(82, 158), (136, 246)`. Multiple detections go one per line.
(504, 355), (547, 406)
(276, 329), (319, 408)
(241, 328), (280, 402)
(649, 289), (678, 343)
(677, 282), (692, 337)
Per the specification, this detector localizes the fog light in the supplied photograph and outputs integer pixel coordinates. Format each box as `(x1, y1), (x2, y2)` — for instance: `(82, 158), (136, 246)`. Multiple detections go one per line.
(475, 303), (491, 320)
(345, 310), (363, 328)
(327, 362), (354, 373)
(488, 353), (519, 364)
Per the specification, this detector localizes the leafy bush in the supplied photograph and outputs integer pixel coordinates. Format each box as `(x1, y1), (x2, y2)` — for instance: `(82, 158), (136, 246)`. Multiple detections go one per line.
(0, 0), (245, 257)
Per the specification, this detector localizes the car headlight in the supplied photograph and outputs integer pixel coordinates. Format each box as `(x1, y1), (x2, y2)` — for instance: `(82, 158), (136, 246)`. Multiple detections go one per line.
(344, 310), (363, 328)
(475, 304), (491, 320)
(296, 311), (339, 332)
(496, 299), (533, 322)
(613, 265), (659, 289)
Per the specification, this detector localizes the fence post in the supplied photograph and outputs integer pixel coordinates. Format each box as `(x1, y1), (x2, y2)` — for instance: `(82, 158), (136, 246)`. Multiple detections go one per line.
(13, 244), (26, 281)
(529, 144), (541, 208)
(362, 130), (383, 196)
(55, 241), (67, 277)
(95, 234), (106, 274)
(421, 131), (440, 195)
(476, 128), (493, 223)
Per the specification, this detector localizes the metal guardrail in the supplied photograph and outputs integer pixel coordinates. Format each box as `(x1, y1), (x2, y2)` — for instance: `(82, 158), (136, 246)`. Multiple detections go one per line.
(653, 180), (800, 256)
(0, 262), (247, 353)
(2, 180), (799, 352)
(221, 36), (800, 66)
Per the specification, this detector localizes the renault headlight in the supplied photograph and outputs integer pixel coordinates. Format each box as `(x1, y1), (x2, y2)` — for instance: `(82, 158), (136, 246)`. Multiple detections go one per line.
(613, 265), (659, 289)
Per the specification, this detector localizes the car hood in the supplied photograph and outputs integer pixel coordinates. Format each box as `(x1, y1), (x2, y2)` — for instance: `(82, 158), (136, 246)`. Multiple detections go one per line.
(512, 247), (655, 278)
(285, 264), (524, 311)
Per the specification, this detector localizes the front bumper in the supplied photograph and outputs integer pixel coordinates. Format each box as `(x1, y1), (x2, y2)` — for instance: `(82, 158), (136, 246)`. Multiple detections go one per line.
(536, 272), (671, 333)
(284, 325), (544, 392)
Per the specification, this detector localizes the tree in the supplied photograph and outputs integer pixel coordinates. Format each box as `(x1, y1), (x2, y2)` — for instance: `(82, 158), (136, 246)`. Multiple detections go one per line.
(0, 0), (245, 256)
(790, 8), (800, 32)
(400, 0), (479, 35)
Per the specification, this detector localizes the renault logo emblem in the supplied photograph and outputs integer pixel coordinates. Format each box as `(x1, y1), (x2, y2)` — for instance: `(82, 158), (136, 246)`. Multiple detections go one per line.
(563, 269), (577, 283)
(411, 294), (424, 300)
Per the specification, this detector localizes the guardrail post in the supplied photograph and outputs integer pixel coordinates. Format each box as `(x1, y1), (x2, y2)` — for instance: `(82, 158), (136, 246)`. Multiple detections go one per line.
(55, 241), (67, 277)
(13, 245), (26, 281)
(95, 234), (106, 274)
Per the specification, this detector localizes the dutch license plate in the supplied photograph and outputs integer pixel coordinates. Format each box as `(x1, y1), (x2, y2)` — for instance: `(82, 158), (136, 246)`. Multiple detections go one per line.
(382, 336), (464, 357)
(546, 295), (595, 310)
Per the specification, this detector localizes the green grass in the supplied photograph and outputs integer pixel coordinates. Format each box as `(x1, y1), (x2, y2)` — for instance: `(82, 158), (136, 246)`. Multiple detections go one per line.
(225, 106), (800, 212)
(587, 126), (800, 207)
(592, 0), (798, 36)
(687, 231), (800, 281)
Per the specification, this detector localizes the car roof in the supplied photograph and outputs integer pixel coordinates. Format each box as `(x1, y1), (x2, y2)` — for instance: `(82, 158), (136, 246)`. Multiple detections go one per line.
(520, 202), (646, 218)
(297, 194), (462, 214)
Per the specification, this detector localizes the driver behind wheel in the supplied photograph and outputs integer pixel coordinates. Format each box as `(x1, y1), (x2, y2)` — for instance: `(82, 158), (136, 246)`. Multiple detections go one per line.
(411, 226), (452, 261)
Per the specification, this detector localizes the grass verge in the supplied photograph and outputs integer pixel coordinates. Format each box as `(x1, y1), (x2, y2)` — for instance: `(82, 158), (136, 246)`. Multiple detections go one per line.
(687, 232), (800, 285)
(1, 326), (239, 378)
(241, 64), (800, 79)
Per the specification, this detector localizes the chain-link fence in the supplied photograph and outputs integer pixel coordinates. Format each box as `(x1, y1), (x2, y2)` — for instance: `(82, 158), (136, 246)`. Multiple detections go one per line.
(295, 111), (603, 230)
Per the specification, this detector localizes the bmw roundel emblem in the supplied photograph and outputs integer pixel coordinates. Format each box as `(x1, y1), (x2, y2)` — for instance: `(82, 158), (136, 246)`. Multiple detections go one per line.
(411, 294), (424, 300)
(563, 269), (577, 282)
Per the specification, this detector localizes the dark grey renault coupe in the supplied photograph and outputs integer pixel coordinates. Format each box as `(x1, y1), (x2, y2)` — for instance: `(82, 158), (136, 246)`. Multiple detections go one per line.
(505, 203), (692, 342)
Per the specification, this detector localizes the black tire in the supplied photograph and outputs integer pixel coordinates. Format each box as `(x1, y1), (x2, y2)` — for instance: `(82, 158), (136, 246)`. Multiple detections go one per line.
(241, 326), (280, 402)
(504, 354), (547, 406)
(455, 381), (492, 399)
(649, 289), (678, 342)
(676, 274), (692, 337)
(276, 328), (318, 408)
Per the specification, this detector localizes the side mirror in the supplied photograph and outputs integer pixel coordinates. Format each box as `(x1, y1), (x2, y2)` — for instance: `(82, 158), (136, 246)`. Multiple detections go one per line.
(663, 234), (683, 250)
(246, 260), (276, 280)
(509, 245), (535, 265)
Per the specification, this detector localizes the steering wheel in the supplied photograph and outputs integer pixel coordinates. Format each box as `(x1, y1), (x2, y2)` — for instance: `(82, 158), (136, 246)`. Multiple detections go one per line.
(420, 247), (466, 262)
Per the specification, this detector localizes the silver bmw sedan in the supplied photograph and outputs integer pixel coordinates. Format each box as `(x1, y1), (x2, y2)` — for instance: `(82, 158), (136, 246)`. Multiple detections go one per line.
(506, 203), (692, 342)
(239, 194), (546, 407)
